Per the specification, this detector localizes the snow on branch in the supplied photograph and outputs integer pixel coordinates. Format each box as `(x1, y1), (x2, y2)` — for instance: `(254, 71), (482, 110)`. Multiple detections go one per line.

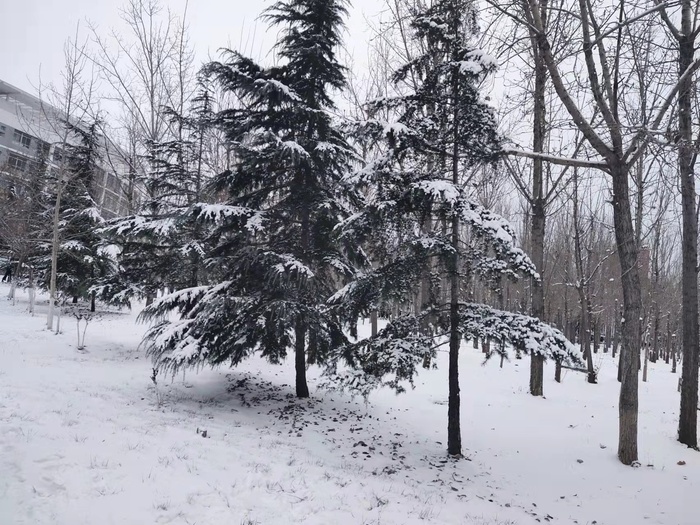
(458, 303), (581, 364)
(269, 253), (315, 279)
(460, 201), (539, 279)
(503, 147), (609, 171)
(108, 215), (178, 238)
(192, 204), (265, 233)
(253, 78), (301, 102)
(323, 303), (580, 397)
(322, 314), (435, 396)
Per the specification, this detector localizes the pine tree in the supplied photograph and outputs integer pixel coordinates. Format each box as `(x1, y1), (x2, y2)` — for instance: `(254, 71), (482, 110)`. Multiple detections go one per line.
(106, 84), (216, 303)
(327, 0), (580, 456)
(141, 0), (361, 398)
(35, 120), (118, 311)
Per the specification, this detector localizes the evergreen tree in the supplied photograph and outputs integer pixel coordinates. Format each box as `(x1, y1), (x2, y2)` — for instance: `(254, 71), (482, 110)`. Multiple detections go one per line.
(0, 145), (51, 305)
(106, 84), (216, 303)
(35, 120), (118, 311)
(141, 0), (362, 398)
(327, 0), (580, 456)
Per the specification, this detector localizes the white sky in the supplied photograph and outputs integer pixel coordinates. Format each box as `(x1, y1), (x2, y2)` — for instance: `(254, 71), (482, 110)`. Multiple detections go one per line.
(0, 0), (383, 96)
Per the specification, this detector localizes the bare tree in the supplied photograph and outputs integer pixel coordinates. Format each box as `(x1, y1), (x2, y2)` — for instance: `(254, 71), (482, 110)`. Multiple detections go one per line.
(90, 0), (194, 211)
(655, 0), (700, 449)
(44, 26), (97, 330)
(496, 0), (700, 464)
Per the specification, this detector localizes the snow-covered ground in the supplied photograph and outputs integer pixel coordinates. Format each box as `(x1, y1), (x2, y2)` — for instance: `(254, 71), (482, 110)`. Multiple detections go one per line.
(0, 284), (696, 525)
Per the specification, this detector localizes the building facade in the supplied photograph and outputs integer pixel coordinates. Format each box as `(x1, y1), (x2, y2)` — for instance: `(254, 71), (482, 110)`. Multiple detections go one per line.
(0, 79), (131, 219)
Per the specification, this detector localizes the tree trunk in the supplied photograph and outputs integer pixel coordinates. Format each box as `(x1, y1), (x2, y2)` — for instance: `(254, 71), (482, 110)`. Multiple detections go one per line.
(28, 267), (35, 315)
(528, 0), (548, 397)
(593, 320), (600, 354)
(650, 312), (659, 363)
(612, 303), (620, 357)
(447, 216), (461, 456)
(579, 291), (596, 384)
(677, 5), (699, 448)
(665, 317), (672, 365)
(447, 62), (462, 456)
(295, 319), (309, 398)
(47, 174), (65, 330)
(295, 203), (311, 399)
(611, 162), (642, 465)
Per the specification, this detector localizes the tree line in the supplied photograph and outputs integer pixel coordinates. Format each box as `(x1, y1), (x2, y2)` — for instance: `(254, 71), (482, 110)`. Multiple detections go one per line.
(0, 0), (697, 465)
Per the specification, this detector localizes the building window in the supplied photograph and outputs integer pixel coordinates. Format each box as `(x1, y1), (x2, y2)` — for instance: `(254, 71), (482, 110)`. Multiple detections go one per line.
(0, 125), (6, 136)
(13, 130), (32, 149)
(8, 153), (28, 172)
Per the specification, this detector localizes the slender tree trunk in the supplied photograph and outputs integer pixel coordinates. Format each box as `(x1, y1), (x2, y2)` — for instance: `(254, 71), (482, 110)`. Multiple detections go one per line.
(528, 0), (548, 397)
(28, 266), (35, 315)
(572, 167), (596, 384)
(580, 293), (597, 383)
(612, 302), (620, 358)
(294, 201), (311, 399)
(665, 316), (672, 365)
(447, 64), (462, 457)
(677, 4), (699, 448)
(611, 161), (642, 466)
(447, 214), (461, 456)
(593, 320), (600, 354)
(294, 319), (309, 398)
(651, 311), (659, 363)
(47, 173), (65, 330)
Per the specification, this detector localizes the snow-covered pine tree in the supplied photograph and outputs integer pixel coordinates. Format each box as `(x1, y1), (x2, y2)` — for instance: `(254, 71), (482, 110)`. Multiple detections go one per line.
(140, 0), (362, 398)
(34, 120), (117, 312)
(105, 84), (216, 304)
(327, 0), (581, 456)
(0, 146), (51, 305)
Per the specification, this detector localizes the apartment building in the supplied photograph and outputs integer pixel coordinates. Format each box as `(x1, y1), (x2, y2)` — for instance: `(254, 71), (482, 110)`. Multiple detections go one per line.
(0, 79), (130, 219)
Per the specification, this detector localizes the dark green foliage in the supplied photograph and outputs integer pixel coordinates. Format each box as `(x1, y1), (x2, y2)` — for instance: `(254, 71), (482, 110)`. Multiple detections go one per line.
(140, 0), (362, 395)
(105, 85), (216, 301)
(325, 0), (580, 396)
(34, 120), (120, 308)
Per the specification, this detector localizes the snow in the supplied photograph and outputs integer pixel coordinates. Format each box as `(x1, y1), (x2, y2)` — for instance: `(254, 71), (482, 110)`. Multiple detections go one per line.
(279, 140), (310, 158)
(113, 216), (177, 237)
(253, 78), (301, 102)
(270, 253), (315, 279)
(414, 180), (461, 204)
(381, 120), (410, 137)
(195, 204), (265, 233)
(457, 60), (483, 75)
(0, 285), (696, 525)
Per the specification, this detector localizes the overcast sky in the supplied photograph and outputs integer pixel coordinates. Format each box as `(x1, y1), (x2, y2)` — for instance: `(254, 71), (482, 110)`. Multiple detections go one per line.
(0, 0), (382, 96)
